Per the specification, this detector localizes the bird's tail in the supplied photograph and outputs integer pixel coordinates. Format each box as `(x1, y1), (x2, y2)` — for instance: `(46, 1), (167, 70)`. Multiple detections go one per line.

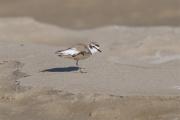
(55, 50), (63, 56)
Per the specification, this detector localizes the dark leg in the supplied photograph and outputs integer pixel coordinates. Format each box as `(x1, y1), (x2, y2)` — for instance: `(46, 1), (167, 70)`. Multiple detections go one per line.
(76, 60), (79, 66)
(74, 60), (87, 73)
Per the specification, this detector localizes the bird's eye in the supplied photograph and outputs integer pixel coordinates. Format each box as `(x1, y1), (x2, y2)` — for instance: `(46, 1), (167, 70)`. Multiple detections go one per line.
(89, 45), (93, 48)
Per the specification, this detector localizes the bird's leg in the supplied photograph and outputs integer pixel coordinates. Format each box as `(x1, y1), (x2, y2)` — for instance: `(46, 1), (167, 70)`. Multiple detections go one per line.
(79, 66), (87, 73)
(75, 60), (87, 73)
(79, 68), (87, 73)
(76, 60), (79, 66)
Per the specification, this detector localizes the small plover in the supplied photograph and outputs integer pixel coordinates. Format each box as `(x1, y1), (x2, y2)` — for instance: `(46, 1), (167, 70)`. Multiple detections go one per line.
(55, 42), (102, 72)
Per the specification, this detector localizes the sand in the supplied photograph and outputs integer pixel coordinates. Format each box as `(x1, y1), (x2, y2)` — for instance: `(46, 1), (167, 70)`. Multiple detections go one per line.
(0, 17), (180, 119)
(1, 18), (180, 95)
(0, 62), (180, 120)
(0, 0), (180, 29)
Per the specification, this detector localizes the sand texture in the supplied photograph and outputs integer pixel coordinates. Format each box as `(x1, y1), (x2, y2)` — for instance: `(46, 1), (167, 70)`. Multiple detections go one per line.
(0, 61), (180, 120)
(0, 0), (180, 29)
(1, 18), (180, 119)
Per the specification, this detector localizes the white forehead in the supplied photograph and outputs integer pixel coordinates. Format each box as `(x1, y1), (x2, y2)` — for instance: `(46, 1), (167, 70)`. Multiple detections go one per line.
(90, 42), (100, 47)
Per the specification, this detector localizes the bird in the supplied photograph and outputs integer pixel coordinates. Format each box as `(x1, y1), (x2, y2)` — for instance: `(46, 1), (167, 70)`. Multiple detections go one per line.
(55, 42), (102, 73)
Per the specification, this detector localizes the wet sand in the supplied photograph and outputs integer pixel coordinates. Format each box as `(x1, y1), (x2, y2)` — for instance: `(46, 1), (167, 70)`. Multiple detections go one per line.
(0, 17), (180, 119)
(0, 0), (180, 29)
(1, 1), (180, 119)
(0, 61), (180, 120)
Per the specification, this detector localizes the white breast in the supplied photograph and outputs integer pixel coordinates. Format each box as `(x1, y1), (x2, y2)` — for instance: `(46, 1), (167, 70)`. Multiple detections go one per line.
(89, 47), (98, 54)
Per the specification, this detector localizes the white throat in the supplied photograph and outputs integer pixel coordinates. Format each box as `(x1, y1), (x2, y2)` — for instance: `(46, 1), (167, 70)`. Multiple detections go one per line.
(88, 46), (98, 54)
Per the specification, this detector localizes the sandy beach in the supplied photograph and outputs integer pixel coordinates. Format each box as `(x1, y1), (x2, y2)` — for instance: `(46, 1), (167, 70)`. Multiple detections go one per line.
(1, 0), (180, 119)
(0, 17), (180, 119)
(0, 60), (180, 120)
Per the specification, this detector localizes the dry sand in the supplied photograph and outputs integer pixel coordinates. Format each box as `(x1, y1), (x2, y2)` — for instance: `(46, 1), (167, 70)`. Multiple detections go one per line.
(1, 18), (180, 119)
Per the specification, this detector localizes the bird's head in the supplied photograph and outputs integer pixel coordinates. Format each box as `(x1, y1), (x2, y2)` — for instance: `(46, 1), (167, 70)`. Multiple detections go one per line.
(88, 42), (102, 54)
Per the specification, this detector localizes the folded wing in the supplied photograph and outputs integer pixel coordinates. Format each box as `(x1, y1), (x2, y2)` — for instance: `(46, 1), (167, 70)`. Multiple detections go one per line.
(55, 48), (80, 57)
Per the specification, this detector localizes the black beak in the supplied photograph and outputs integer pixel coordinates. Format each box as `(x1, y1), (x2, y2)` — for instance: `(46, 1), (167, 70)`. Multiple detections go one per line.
(98, 49), (102, 52)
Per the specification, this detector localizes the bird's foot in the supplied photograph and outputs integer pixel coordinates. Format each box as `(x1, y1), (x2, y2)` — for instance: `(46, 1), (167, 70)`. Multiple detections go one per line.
(79, 67), (87, 73)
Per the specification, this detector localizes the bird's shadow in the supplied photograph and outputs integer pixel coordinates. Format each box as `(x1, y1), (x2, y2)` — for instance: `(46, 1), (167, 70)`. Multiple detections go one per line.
(41, 66), (80, 72)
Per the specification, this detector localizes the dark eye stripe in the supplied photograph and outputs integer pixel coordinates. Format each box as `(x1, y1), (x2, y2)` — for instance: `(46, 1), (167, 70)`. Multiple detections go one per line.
(89, 45), (93, 48)
(95, 44), (99, 47)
